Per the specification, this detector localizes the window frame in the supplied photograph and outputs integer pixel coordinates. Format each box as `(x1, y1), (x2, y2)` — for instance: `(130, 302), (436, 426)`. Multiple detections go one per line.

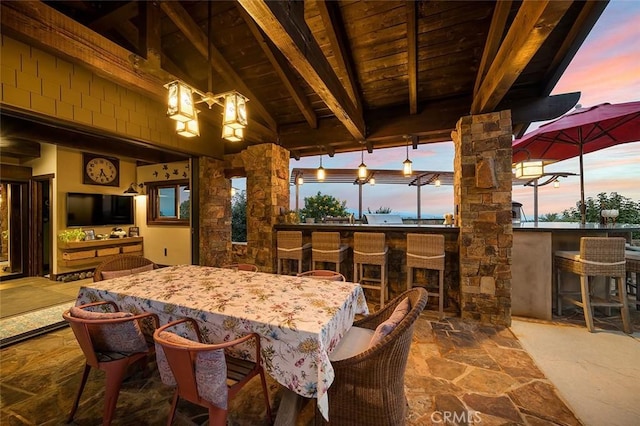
(146, 179), (190, 226)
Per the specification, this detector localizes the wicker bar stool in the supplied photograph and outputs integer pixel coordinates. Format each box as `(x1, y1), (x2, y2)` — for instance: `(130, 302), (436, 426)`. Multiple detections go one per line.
(626, 250), (640, 309)
(406, 233), (445, 319)
(353, 232), (389, 306)
(311, 232), (349, 276)
(276, 231), (311, 275)
(554, 237), (631, 333)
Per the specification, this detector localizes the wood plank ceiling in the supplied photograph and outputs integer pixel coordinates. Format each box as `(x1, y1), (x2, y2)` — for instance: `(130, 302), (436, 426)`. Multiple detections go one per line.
(1, 0), (606, 160)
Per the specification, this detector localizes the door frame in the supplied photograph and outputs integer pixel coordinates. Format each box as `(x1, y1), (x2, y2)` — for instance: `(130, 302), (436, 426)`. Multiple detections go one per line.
(31, 174), (54, 277)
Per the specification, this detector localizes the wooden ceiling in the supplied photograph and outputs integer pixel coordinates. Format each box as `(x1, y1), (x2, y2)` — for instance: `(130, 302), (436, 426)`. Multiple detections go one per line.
(1, 1), (606, 160)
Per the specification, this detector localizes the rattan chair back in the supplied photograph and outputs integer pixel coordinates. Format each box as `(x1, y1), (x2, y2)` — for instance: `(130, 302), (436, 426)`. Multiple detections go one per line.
(221, 263), (259, 272)
(315, 287), (428, 425)
(297, 270), (347, 281)
(353, 232), (387, 265)
(406, 233), (445, 270)
(93, 254), (157, 282)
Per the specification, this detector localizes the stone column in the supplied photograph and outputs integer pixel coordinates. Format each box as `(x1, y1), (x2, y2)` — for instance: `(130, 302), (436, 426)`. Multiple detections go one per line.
(240, 144), (290, 272)
(452, 110), (513, 326)
(199, 157), (231, 267)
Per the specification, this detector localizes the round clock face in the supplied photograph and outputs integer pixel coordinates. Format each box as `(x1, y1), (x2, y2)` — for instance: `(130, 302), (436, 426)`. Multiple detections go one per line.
(86, 158), (117, 184)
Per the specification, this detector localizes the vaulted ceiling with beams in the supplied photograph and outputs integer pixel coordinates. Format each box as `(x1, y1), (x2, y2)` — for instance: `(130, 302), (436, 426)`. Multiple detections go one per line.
(1, 1), (606, 160)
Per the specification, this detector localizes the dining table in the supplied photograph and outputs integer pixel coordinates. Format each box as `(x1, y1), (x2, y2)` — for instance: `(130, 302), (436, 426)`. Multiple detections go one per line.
(76, 264), (369, 423)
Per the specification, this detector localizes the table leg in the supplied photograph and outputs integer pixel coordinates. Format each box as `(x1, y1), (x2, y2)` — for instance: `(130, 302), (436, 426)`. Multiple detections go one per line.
(274, 388), (309, 426)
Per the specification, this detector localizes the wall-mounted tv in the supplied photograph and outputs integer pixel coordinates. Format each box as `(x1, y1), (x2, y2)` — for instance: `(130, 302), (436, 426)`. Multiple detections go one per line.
(66, 192), (134, 227)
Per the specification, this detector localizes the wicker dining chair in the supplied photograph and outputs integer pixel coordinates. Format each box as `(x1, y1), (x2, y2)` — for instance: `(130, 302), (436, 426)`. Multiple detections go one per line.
(153, 318), (272, 426)
(315, 287), (428, 425)
(221, 263), (259, 272)
(297, 270), (347, 281)
(93, 254), (157, 281)
(353, 232), (389, 306)
(277, 231), (311, 275)
(555, 237), (631, 333)
(625, 249), (640, 309)
(63, 301), (159, 426)
(406, 233), (445, 319)
(311, 232), (349, 276)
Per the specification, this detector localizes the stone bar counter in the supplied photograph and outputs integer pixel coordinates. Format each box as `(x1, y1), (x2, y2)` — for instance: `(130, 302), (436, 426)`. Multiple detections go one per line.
(512, 222), (640, 320)
(274, 223), (461, 312)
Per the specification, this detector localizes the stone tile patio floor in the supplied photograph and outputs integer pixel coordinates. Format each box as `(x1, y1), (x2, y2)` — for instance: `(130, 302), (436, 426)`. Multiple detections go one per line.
(3, 306), (637, 426)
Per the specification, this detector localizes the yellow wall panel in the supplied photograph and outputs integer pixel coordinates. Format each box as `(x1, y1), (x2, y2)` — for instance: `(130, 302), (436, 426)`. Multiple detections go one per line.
(31, 93), (56, 116)
(2, 83), (31, 108)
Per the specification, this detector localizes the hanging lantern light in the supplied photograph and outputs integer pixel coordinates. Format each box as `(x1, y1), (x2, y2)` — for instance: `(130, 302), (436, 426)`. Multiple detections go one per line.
(222, 125), (243, 142)
(176, 112), (200, 138)
(369, 177), (376, 186)
(402, 135), (412, 177)
(317, 154), (326, 181)
(297, 173), (304, 185)
(223, 91), (248, 129)
(435, 179), (441, 187)
(554, 179), (560, 188)
(358, 143), (368, 180)
(165, 80), (196, 122)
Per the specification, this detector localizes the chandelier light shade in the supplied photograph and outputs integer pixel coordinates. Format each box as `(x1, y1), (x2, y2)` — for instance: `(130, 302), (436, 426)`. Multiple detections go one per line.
(223, 91), (248, 129)
(165, 80), (196, 122)
(514, 159), (544, 179)
(316, 155), (325, 181)
(222, 125), (243, 142)
(176, 113), (200, 138)
(402, 135), (412, 177)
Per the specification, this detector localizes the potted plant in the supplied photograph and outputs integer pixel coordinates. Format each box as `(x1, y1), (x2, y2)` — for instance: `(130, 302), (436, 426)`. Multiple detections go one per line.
(58, 228), (86, 243)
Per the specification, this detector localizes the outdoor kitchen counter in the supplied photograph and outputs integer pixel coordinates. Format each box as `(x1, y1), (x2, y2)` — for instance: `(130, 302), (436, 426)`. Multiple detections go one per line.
(511, 222), (640, 320)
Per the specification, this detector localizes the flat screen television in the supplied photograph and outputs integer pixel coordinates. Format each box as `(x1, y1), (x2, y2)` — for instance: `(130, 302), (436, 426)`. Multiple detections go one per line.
(66, 192), (134, 227)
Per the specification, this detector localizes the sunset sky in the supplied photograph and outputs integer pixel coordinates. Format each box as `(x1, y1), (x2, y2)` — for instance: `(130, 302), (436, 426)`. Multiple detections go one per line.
(286, 0), (640, 219)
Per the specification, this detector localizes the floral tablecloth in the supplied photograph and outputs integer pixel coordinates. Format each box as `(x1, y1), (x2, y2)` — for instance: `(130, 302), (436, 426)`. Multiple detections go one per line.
(77, 264), (369, 420)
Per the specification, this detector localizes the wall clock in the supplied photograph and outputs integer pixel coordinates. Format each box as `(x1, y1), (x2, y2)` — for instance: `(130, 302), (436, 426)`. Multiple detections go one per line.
(83, 153), (120, 187)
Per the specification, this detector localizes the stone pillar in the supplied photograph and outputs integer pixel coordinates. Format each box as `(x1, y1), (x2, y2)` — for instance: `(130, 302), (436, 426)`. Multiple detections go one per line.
(239, 144), (290, 272)
(199, 157), (231, 267)
(452, 110), (513, 326)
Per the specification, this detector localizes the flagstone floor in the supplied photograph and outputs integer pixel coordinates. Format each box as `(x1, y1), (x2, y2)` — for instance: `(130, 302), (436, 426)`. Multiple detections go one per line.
(1, 311), (592, 426)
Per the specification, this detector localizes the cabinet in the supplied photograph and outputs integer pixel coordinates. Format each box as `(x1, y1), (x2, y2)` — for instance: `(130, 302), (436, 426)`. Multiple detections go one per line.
(57, 237), (144, 273)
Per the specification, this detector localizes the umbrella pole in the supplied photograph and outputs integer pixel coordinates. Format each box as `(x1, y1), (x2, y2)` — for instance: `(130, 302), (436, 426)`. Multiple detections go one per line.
(533, 179), (539, 224)
(579, 128), (586, 224)
(417, 176), (421, 219)
(358, 181), (363, 220)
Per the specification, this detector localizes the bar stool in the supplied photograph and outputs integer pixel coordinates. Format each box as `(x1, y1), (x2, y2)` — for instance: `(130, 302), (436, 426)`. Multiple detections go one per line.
(311, 232), (349, 276)
(276, 231), (311, 275)
(625, 249), (640, 309)
(554, 237), (631, 333)
(406, 233), (445, 319)
(353, 232), (389, 306)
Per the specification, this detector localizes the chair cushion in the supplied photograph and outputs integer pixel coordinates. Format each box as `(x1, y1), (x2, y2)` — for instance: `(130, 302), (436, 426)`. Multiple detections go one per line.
(368, 297), (411, 348)
(155, 331), (229, 409)
(70, 307), (148, 354)
(131, 264), (155, 274)
(626, 250), (640, 261)
(101, 269), (133, 280)
(329, 326), (375, 361)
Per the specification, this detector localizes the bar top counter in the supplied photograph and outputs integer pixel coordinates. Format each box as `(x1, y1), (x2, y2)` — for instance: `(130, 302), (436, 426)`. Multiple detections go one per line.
(512, 222), (640, 232)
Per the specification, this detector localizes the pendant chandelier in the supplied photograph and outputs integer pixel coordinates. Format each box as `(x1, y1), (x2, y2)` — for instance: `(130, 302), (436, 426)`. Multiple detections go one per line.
(166, 2), (248, 141)
(317, 154), (326, 181)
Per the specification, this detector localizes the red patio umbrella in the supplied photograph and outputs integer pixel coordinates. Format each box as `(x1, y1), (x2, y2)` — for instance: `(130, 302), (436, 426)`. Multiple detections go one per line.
(512, 101), (640, 224)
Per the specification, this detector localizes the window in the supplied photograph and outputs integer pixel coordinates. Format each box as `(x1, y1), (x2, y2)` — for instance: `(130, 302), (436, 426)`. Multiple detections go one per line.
(146, 180), (190, 225)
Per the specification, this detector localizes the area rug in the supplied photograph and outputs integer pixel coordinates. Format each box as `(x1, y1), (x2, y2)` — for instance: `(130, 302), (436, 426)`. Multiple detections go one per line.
(0, 301), (74, 348)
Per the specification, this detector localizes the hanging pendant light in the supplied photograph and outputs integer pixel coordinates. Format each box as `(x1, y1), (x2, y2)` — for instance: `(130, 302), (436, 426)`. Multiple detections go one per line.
(176, 111), (200, 137)
(165, 80), (195, 122)
(297, 173), (304, 185)
(554, 179), (560, 188)
(358, 142), (368, 180)
(223, 91), (248, 130)
(435, 178), (441, 187)
(317, 154), (326, 181)
(222, 125), (243, 142)
(369, 176), (376, 186)
(402, 135), (412, 177)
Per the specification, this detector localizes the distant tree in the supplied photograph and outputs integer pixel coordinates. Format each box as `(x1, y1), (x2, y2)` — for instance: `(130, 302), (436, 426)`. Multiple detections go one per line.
(180, 200), (190, 219)
(539, 212), (560, 222)
(300, 192), (348, 221)
(231, 190), (247, 242)
(559, 192), (640, 224)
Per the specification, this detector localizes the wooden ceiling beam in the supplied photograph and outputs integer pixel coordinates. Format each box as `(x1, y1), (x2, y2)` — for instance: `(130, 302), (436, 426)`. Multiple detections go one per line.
(471, 1), (573, 114)
(473, 0), (513, 97)
(139, 1), (162, 67)
(314, 0), (363, 114)
(406, 0), (418, 115)
(237, 0), (365, 141)
(236, 4), (317, 129)
(159, 1), (278, 131)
